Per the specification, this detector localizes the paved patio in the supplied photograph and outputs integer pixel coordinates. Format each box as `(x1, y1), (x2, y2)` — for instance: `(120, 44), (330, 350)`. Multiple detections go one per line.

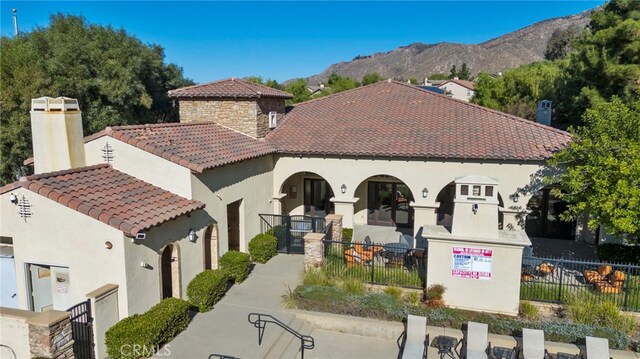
(353, 224), (412, 245)
(529, 237), (598, 260)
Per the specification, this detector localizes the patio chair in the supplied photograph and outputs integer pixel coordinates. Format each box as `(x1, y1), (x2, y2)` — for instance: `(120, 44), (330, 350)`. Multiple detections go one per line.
(399, 234), (415, 248)
(521, 328), (551, 359)
(461, 322), (489, 359)
(583, 336), (609, 359)
(400, 315), (429, 359)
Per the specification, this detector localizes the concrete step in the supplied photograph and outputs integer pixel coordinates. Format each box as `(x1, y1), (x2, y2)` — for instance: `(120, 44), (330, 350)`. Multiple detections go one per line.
(261, 316), (306, 358)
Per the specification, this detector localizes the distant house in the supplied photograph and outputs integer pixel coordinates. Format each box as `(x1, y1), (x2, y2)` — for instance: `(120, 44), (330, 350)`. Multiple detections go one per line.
(437, 78), (476, 102)
(307, 83), (330, 96)
(417, 85), (445, 95)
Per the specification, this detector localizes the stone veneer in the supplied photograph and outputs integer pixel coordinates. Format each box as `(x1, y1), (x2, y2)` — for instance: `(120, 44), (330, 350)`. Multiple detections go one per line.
(177, 97), (286, 138)
(27, 310), (75, 358)
(304, 214), (343, 272)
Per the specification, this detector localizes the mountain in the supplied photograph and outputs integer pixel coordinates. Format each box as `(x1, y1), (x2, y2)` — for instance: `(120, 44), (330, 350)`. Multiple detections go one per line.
(300, 10), (592, 85)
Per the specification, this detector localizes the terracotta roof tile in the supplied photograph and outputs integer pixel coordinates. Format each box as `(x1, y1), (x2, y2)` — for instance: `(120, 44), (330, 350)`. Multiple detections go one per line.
(168, 78), (293, 99)
(2, 164), (204, 237)
(267, 80), (571, 161)
(439, 79), (476, 90)
(88, 122), (276, 172)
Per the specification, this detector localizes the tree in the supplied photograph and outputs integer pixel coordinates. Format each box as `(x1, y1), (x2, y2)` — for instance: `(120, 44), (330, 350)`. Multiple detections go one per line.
(408, 77), (419, 85)
(362, 72), (383, 86)
(0, 14), (192, 184)
(458, 63), (470, 80)
(245, 76), (283, 90)
(544, 25), (583, 61)
(284, 79), (311, 104)
(448, 65), (457, 79)
(472, 62), (561, 120)
(546, 98), (640, 242)
(327, 72), (359, 93)
(428, 73), (449, 80)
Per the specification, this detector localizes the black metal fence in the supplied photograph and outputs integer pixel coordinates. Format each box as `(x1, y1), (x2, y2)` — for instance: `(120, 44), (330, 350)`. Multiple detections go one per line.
(520, 255), (640, 312)
(322, 240), (425, 289)
(66, 299), (95, 359)
(259, 214), (326, 254)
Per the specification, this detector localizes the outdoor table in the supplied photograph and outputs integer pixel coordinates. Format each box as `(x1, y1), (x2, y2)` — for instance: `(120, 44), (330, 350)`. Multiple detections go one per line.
(382, 243), (411, 267)
(430, 335), (460, 359)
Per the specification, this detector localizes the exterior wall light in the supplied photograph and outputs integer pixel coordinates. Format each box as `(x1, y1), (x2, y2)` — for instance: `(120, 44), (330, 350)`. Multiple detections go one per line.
(188, 229), (197, 243)
(341, 184), (347, 194)
(422, 187), (429, 198)
(510, 194), (520, 203)
(9, 193), (18, 204)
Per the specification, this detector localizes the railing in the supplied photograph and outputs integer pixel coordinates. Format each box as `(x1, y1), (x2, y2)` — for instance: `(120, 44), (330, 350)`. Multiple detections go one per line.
(520, 255), (640, 312)
(247, 313), (315, 359)
(259, 214), (326, 254)
(322, 240), (425, 289)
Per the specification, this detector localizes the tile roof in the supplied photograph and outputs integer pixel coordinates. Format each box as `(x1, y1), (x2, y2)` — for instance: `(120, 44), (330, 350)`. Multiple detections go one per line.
(0, 164), (204, 237)
(168, 78), (293, 99)
(439, 79), (476, 90)
(86, 122), (276, 172)
(267, 80), (571, 161)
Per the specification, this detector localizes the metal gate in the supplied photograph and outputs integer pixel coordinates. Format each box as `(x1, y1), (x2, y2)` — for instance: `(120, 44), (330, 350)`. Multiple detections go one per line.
(67, 299), (95, 359)
(259, 214), (326, 254)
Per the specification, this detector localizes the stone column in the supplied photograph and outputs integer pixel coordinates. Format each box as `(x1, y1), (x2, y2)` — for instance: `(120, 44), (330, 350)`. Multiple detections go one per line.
(27, 310), (75, 358)
(304, 233), (326, 272)
(325, 214), (343, 242)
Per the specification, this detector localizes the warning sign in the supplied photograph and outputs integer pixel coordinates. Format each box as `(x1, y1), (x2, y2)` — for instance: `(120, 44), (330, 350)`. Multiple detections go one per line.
(452, 246), (493, 280)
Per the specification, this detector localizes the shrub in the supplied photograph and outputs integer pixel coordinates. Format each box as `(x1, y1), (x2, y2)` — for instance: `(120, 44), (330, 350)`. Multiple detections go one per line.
(342, 228), (353, 242)
(248, 233), (277, 263)
(186, 270), (231, 312)
(341, 279), (366, 295)
(105, 297), (190, 359)
(406, 291), (422, 306)
(565, 295), (637, 335)
(359, 292), (405, 320)
(384, 286), (404, 303)
(597, 243), (640, 264)
(220, 251), (251, 283)
(519, 301), (539, 320)
(425, 284), (446, 307)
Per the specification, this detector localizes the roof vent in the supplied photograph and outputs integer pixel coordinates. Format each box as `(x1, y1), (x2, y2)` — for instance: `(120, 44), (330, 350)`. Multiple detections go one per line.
(31, 97), (79, 112)
(268, 111), (278, 128)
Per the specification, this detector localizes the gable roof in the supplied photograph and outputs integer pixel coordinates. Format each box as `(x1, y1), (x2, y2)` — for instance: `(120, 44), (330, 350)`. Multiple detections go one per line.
(0, 164), (204, 237)
(267, 80), (570, 161)
(168, 78), (293, 99)
(438, 79), (475, 90)
(86, 122), (276, 172)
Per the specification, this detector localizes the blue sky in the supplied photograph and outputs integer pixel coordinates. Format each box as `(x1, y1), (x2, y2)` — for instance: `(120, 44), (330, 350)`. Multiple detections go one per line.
(1, 1), (602, 83)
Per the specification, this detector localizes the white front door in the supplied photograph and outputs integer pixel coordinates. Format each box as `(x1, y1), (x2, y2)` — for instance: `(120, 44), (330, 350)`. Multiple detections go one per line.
(28, 264), (71, 311)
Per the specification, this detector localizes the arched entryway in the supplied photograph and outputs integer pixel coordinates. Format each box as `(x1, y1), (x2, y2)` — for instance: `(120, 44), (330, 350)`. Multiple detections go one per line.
(354, 175), (414, 228)
(203, 224), (219, 270)
(525, 186), (575, 239)
(160, 243), (181, 299)
(279, 172), (335, 217)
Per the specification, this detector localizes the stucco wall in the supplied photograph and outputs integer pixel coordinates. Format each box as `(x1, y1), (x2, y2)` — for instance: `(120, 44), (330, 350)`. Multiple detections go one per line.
(191, 156), (274, 254)
(0, 188), (129, 317)
(85, 136), (193, 198)
(439, 82), (474, 102)
(272, 155), (544, 231)
(0, 307), (34, 359)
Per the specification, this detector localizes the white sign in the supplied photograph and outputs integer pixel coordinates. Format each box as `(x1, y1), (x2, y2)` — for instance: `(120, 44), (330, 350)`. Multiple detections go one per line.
(452, 246), (493, 280)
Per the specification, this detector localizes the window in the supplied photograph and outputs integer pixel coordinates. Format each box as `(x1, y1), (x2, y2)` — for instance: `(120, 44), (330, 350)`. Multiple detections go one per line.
(485, 186), (494, 197)
(472, 186), (481, 197)
(460, 185), (469, 196)
(268, 111), (278, 128)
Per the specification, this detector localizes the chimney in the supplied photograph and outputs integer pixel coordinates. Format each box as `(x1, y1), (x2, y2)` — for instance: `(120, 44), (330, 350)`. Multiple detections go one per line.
(451, 176), (500, 240)
(453, 76), (459, 80)
(30, 97), (86, 174)
(536, 100), (552, 126)
(319, 83), (324, 89)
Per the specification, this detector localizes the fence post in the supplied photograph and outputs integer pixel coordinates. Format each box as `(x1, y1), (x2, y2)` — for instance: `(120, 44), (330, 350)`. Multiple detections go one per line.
(557, 258), (563, 302)
(371, 257), (375, 285)
(623, 263), (630, 310)
(286, 216), (292, 255)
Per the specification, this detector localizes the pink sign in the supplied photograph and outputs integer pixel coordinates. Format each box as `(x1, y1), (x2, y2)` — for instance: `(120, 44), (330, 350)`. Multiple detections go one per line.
(452, 246), (493, 280)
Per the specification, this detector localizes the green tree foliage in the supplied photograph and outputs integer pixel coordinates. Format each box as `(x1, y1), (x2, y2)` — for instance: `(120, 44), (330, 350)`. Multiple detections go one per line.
(362, 72), (383, 85)
(472, 62), (561, 120)
(547, 98), (640, 242)
(555, 0), (640, 124)
(245, 76), (283, 90)
(448, 65), (457, 79)
(327, 72), (360, 93)
(544, 24), (583, 60)
(408, 77), (419, 85)
(0, 14), (192, 185)
(458, 63), (470, 80)
(284, 78), (311, 103)
(428, 73), (449, 80)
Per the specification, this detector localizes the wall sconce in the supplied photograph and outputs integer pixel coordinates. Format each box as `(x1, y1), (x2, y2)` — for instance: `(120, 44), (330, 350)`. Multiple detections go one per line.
(140, 261), (151, 269)
(509, 194), (520, 203)
(422, 187), (429, 198)
(9, 193), (18, 204)
(104, 241), (113, 250)
(472, 203), (479, 214)
(188, 229), (197, 243)
(341, 184), (347, 194)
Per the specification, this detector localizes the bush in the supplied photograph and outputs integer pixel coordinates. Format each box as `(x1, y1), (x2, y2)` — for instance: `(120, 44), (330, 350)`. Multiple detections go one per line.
(105, 297), (190, 359)
(342, 228), (353, 242)
(425, 284), (446, 307)
(384, 286), (403, 303)
(597, 243), (640, 264)
(565, 294), (637, 335)
(220, 251), (251, 283)
(341, 279), (366, 295)
(186, 270), (231, 312)
(519, 301), (539, 320)
(248, 233), (277, 263)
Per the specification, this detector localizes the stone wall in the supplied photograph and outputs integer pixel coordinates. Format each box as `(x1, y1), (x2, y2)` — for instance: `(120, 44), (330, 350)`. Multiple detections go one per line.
(304, 233), (325, 272)
(178, 98), (258, 136)
(177, 97), (286, 138)
(256, 98), (286, 138)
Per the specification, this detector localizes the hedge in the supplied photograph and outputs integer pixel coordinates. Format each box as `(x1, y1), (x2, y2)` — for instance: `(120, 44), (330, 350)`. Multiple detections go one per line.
(220, 250), (251, 283)
(187, 269), (231, 312)
(105, 297), (190, 359)
(597, 243), (640, 264)
(248, 233), (277, 263)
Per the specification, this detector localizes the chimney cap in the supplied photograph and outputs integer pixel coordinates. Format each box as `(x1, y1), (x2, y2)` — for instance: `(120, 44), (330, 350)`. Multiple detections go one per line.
(31, 97), (80, 112)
